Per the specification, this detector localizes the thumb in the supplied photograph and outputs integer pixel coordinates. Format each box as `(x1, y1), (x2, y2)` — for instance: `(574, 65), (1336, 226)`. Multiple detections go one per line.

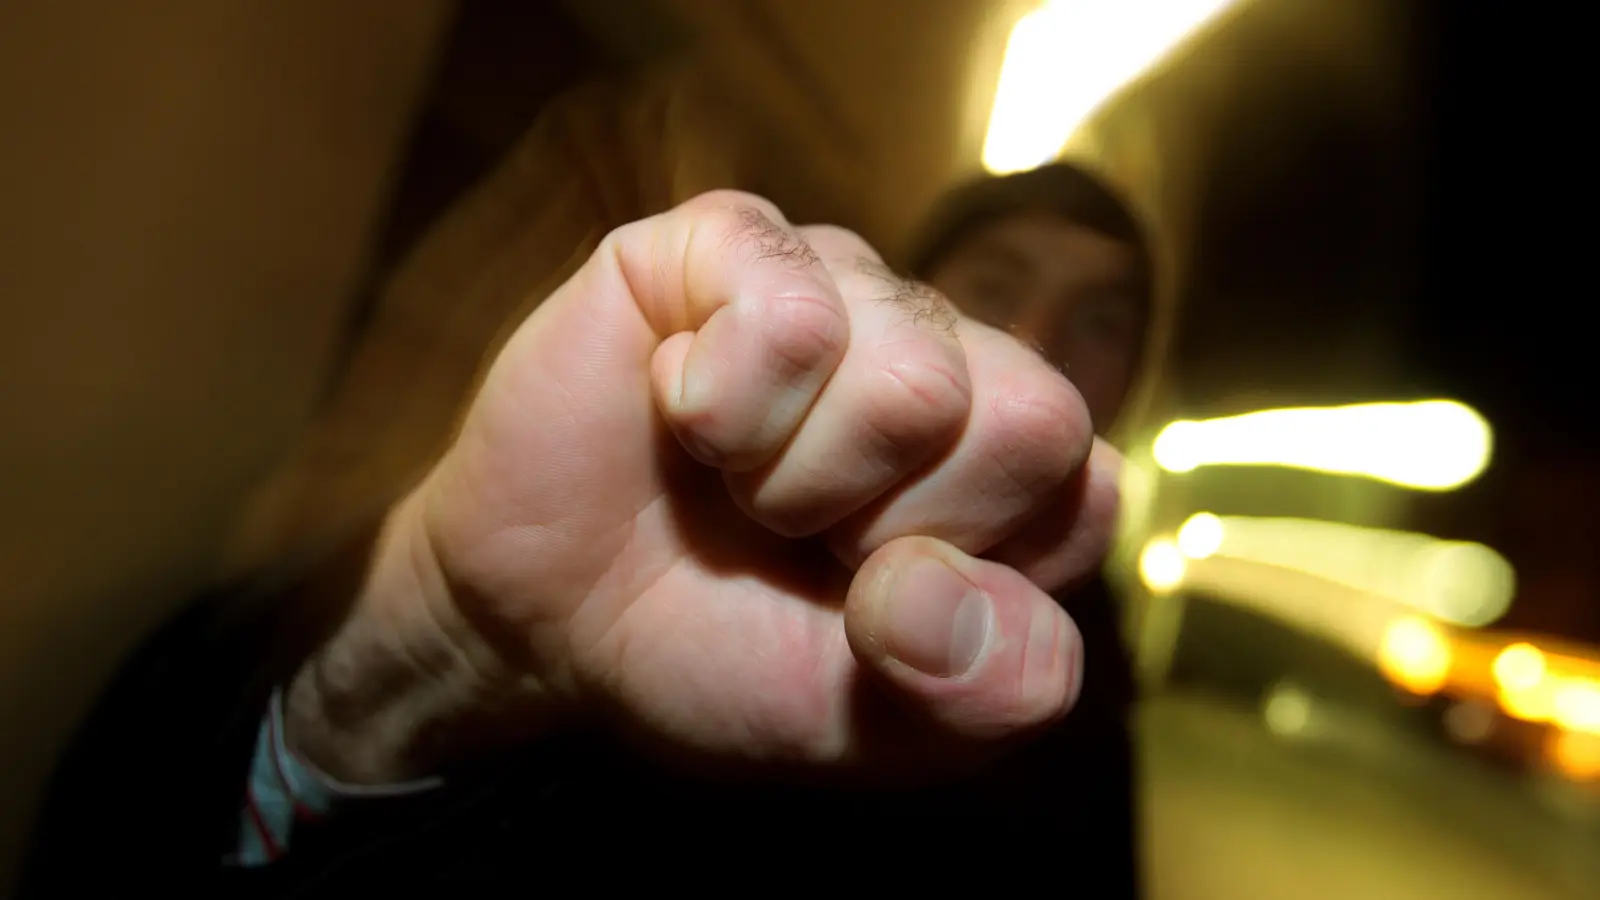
(844, 536), (1084, 742)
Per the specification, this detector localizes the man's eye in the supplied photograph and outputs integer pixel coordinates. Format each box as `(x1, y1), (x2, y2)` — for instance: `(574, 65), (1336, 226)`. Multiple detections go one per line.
(1075, 300), (1136, 340)
(1081, 308), (1121, 334)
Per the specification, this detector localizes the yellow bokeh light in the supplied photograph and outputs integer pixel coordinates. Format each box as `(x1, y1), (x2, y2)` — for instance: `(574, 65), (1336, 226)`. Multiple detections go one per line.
(1151, 400), (1493, 491)
(1548, 729), (1600, 781)
(1499, 679), (1558, 723)
(1551, 678), (1600, 735)
(1172, 515), (1514, 628)
(1377, 615), (1452, 695)
(1176, 512), (1225, 559)
(1262, 681), (1313, 737)
(1150, 420), (1203, 473)
(1489, 644), (1600, 725)
(1492, 643), (1546, 692)
(982, 0), (1242, 174)
(1139, 539), (1187, 592)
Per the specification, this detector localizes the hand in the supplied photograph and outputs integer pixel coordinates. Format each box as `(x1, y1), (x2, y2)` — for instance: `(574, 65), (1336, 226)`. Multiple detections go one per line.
(285, 191), (1121, 784)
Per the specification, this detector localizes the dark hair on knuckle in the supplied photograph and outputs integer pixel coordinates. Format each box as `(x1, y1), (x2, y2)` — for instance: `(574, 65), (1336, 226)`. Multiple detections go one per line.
(725, 206), (819, 268)
(854, 255), (959, 336)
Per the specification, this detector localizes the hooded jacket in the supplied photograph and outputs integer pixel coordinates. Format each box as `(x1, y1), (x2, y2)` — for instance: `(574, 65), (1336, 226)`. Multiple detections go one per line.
(18, 65), (1145, 898)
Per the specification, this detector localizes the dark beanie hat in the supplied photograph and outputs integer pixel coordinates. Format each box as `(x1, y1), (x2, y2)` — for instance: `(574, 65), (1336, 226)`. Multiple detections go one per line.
(904, 161), (1165, 436)
(904, 162), (1150, 285)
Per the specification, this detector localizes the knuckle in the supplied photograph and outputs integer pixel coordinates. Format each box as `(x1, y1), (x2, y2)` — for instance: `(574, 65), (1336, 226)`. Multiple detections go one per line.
(762, 291), (849, 373)
(983, 370), (1092, 492)
(863, 343), (972, 444)
(798, 224), (875, 259)
(600, 215), (649, 254)
(687, 188), (781, 215)
(707, 204), (820, 271)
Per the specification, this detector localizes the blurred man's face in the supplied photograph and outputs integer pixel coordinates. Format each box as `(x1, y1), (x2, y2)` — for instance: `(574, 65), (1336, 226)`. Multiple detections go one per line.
(927, 211), (1148, 433)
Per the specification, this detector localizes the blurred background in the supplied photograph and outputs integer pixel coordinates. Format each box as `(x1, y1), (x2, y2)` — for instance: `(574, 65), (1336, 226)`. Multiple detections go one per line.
(2, 0), (1592, 897)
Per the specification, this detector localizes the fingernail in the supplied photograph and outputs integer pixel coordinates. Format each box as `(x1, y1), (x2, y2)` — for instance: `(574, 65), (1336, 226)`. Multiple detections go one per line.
(882, 559), (993, 678)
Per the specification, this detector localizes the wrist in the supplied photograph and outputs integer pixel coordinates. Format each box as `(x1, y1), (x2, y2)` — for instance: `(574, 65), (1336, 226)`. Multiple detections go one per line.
(282, 483), (552, 784)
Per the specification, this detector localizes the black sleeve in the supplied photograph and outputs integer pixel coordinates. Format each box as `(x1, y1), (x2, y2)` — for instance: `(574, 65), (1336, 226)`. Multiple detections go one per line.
(19, 548), (1141, 896)
(16, 577), (284, 896)
(13, 524), (399, 897)
(13, 522), (583, 898)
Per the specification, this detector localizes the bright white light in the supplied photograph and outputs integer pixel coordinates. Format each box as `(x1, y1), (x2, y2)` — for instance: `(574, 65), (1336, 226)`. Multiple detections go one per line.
(1139, 538), (1187, 592)
(1493, 643), (1547, 692)
(982, 0), (1243, 174)
(1553, 679), (1600, 734)
(1151, 400), (1493, 491)
(1377, 615), (1452, 695)
(1152, 420), (1204, 473)
(1176, 512), (1225, 559)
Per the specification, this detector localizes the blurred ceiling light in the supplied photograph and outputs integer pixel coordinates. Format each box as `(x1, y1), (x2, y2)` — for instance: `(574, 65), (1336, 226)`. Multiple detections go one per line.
(1377, 615), (1452, 696)
(1492, 643), (1547, 693)
(1152, 400), (1493, 491)
(1174, 513), (1516, 628)
(1138, 538), (1187, 592)
(982, 0), (1242, 174)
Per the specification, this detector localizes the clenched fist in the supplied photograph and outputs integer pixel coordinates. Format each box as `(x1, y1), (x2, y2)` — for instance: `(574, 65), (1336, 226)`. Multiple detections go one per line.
(286, 191), (1122, 784)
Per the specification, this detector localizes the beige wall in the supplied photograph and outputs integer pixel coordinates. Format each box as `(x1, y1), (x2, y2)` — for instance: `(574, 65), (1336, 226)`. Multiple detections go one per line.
(0, 1), (451, 887)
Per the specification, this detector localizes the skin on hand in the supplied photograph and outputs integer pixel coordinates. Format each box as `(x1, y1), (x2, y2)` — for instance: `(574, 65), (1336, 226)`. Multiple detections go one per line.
(286, 190), (1122, 784)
